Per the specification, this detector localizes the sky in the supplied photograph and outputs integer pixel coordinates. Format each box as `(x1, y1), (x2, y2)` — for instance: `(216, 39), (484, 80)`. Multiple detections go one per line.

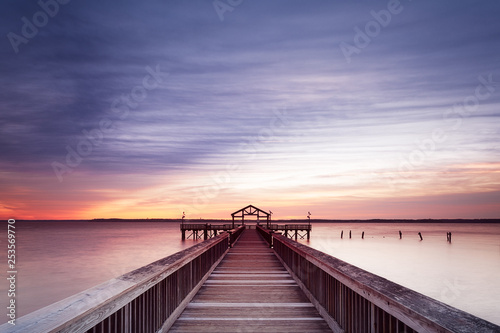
(0, 0), (499, 220)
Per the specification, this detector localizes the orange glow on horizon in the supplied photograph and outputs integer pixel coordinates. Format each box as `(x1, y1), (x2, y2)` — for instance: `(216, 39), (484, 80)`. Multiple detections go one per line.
(2, 161), (499, 221)
(3, 189), (499, 221)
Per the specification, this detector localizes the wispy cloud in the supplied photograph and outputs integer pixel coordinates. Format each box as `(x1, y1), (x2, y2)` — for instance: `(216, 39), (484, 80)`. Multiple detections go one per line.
(1, 0), (499, 219)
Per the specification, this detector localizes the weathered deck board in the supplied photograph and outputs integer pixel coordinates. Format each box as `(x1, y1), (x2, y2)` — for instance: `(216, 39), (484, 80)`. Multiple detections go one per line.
(169, 229), (332, 332)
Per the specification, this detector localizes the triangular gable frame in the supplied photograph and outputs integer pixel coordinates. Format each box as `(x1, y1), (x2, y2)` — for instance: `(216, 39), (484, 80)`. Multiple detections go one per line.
(231, 204), (270, 228)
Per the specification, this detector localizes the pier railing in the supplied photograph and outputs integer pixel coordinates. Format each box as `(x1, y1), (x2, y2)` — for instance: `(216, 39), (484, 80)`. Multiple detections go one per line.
(180, 223), (243, 240)
(5, 226), (245, 333)
(256, 223), (273, 246)
(268, 224), (311, 230)
(256, 225), (499, 333)
(264, 223), (311, 240)
(228, 224), (245, 247)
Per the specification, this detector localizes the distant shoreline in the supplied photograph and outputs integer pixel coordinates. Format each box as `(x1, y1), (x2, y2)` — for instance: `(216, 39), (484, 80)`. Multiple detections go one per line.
(8, 218), (500, 223)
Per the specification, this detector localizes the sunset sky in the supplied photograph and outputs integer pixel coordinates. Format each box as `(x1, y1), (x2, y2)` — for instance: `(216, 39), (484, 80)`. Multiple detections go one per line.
(1, 0), (499, 220)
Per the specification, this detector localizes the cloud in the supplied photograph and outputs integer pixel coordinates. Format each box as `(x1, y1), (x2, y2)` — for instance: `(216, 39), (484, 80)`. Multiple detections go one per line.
(0, 0), (499, 219)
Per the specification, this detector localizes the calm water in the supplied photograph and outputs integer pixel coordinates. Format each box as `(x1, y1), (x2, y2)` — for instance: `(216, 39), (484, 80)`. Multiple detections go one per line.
(0, 221), (499, 326)
(0, 221), (202, 324)
(302, 222), (500, 326)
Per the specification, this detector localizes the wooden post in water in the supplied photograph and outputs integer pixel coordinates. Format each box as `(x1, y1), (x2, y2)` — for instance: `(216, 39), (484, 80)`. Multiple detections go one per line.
(181, 212), (186, 240)
(362, 231), (364, 239)
(349, 230), (351, 239)
(399, 230), (402, 239)
(307, 212), (311, 241)
(341, 230), (343, 239)
(418, 232), (423, 241)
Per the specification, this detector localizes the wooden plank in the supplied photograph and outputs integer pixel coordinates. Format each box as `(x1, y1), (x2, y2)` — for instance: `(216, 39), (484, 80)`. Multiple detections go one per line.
(192, 285), (310, 303)
(170, 229), (332, 332)
(187, 303), (315, 308)
(168, 320), (331, 333)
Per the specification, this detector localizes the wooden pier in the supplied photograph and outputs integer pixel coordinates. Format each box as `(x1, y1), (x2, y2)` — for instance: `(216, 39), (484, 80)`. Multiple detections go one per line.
(170, 229), (330, 332)
(180, 222), (311, 241)
(4, 226), (500, 333)
(180, 223), (237, 240)
(268, 223), (311, 240)
(181, 205), (311, 241)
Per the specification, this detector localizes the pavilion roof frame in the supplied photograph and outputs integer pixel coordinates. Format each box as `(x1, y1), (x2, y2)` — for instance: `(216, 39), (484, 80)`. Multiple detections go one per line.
(231, 204), (271, 227)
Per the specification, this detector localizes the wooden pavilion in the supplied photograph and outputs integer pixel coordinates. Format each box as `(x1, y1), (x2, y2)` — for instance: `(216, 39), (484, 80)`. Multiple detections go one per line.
(231, 204), (270, 228)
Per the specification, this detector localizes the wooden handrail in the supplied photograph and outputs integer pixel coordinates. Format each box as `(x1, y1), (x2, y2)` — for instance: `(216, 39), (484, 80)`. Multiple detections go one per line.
(256, 225), (273, 247)
(282, 224), (311, 230)
(228, 225), (246, 247)
(271, 234), (500, 333)
(1, 233), (231, 333)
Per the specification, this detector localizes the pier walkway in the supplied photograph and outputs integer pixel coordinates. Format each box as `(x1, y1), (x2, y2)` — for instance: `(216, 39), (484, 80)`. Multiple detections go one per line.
(170, 229), (331, 332)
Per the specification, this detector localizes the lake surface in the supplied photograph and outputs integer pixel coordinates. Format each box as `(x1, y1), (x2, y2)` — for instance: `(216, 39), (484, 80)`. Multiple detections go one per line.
(0, 221), (499, 326)
(299, 222), (500, 326)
